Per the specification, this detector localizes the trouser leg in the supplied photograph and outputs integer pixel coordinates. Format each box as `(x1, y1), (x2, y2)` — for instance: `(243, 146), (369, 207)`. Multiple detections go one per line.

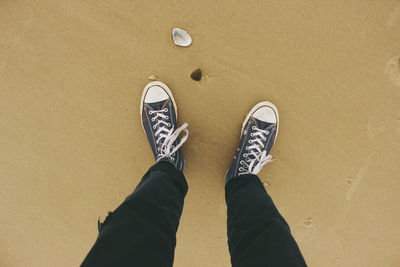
(226, 174), (307, 267)
(81, 161), (188, 267)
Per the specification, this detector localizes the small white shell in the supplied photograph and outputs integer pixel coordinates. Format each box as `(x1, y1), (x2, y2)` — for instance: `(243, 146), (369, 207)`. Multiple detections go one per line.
(147, 74), (157, 81)
(172, 28), (192, 47)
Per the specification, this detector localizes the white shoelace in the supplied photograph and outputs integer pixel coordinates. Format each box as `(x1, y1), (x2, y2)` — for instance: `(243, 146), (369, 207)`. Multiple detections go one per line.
(239, 126), (275, 175)
(149, 108), (189, 161)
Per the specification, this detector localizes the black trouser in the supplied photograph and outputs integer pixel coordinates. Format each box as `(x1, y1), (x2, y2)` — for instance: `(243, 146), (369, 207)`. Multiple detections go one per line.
(81, 161), (306, 267)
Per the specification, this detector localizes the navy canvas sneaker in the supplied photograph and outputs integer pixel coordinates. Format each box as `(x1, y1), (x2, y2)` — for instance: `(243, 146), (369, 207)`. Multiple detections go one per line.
(140, 81), (189, 171)
(225, 101), (279, 183)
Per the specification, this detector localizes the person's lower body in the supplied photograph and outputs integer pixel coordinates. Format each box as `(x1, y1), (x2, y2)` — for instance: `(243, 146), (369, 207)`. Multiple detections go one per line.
(81, 163), (306, 267)
(81, 81), (307, 266)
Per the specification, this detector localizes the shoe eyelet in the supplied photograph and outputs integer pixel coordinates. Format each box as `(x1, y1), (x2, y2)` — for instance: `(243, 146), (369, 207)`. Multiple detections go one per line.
(245, 146), (249, 150)
(167, 123), (171, 127)
(149, 111), (153, 115)
(243, 153), (247, 157)
(250, 133), (254, 137)
(157, 147), (160, 151)
(164, 108), (168, 112)
(151, 118), (155, 121)
(165, 116), (169, 119)
(239, 167), (243, 171)
(262, 137), (266, 141)
(153, 126), (156, 129)
(252, 126), (256, 130)
(171, 157), (175, 161)
(266, 131), (270, 135)
(248, 140), (253, 144)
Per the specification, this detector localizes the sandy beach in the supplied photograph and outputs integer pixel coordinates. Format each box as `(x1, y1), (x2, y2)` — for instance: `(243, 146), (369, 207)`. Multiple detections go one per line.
(1, 0), (400, 266)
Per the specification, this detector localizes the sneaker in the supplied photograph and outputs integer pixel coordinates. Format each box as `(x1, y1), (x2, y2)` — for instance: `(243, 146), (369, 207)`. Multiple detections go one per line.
(140, 81), (189, 171)
(225, 101), (279, 183)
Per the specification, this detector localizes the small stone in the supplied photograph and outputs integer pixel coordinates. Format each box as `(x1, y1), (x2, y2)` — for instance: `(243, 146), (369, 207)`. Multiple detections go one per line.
(191, 68), (202, 81)
(147, 74), (157, 81)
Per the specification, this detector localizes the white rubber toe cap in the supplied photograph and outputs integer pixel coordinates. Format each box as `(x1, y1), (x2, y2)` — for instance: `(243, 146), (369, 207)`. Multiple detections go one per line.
(144, 85), (170, 103)
(252, 106), (277, 123)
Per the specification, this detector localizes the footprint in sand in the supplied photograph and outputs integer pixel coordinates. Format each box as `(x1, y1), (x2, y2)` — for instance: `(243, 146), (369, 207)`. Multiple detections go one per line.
(384, 55), (400, 87)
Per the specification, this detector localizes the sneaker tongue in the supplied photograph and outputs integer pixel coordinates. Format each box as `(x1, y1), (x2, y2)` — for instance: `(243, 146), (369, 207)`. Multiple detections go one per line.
(253, 117), (275, 129)
(147, 99), (169, 111)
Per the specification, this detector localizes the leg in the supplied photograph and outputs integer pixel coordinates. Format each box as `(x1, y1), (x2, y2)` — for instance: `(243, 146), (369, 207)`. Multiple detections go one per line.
(225, 102), (306, 266)
(82, 81), (189, 266)
(226, 175), (306, 267)
(81, 161), (188, 267)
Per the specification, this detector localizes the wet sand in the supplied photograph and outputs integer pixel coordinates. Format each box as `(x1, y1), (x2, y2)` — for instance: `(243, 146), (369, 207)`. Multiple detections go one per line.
(1, 0), (400, 266)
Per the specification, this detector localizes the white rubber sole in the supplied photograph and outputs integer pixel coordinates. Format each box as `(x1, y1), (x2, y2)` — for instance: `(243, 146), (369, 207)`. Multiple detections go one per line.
(241, 101), (280, 143)
(139, 81), (178, 133)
